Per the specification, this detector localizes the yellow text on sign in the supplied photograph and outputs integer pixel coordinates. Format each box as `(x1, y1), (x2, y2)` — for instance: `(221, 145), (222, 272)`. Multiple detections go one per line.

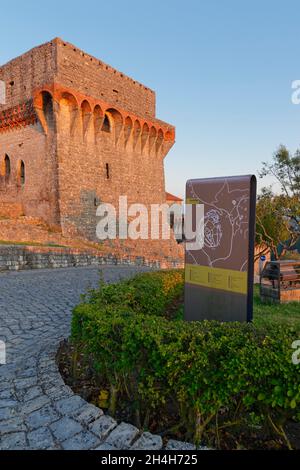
(185, 198), (201, 205)
(185, 264), (248, 295)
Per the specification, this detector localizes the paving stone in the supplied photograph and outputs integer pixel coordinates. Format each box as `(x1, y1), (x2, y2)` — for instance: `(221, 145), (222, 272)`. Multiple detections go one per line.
(0, 407), (17, 421)
(50, 417), (83, 440)
(14, 377), (37, 390)
(73, 403), (103, 425)
(95, 442), (118, 450)
(20, 395), (50, 415)
(89, 415), (117, 440)
(165, 439), (196, 450)
(61, 430), (100, 450)
(0, 390), (15, 400)
(45, 385), (73, 400)
(0, 417), (26, 434)
(0, 431), (27, 450)
(54, 395), (86, 415)
(40, 373), (64, 388)
(105, 422), (140, 449)
(28, 427), (56, 450)
(131, 432), (163, 450)
(19, 368), (37, 378)
(23, 386), (43, 402)
(0, 382), (13, 392)
(0, 399), (18, 408)
(25, 404), (60, 430)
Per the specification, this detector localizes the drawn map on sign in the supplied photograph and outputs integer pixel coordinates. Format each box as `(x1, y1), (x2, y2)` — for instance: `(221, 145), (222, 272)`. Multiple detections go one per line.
(186, 178), (251, 272)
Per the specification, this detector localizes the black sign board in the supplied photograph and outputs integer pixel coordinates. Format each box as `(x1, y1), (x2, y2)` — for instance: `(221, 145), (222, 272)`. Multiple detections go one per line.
(184, 175), (256, 322)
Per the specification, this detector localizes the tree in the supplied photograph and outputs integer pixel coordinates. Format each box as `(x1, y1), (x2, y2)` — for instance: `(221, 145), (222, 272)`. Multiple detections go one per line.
(256, 145), (300, 259)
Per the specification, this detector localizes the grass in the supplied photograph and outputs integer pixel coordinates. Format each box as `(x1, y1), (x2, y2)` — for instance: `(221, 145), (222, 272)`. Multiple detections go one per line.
(253, 285), (300, 331)
(0, 240), (67, 248)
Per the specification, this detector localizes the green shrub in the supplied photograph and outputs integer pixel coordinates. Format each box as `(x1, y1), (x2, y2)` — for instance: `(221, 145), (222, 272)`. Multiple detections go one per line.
(71, 270), (300, 447)
(82, 269), (184, 317)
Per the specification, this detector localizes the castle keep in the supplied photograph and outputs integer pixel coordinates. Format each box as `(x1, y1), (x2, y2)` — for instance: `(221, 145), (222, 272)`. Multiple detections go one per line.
(0, 38), (177, 248)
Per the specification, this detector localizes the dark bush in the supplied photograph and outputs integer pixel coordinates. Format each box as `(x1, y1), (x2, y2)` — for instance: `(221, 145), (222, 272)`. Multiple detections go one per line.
(71, 270), (300, 447)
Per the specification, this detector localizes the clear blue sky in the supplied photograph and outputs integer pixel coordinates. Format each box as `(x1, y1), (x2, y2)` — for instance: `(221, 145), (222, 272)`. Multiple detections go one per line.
(1, 0), (300, 198)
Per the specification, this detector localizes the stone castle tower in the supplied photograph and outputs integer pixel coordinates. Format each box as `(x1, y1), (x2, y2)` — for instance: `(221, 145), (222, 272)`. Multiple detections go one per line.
(0, 38), (177, 246)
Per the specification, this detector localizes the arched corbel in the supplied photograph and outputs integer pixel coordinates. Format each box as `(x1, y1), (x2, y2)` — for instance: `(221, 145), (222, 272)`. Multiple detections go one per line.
(124, 116), (133, 148)
(132, 119), (142, 151)
(141, 122), (150, 154)
(93, 104), (104, 143)
(81, 100), (93, 141)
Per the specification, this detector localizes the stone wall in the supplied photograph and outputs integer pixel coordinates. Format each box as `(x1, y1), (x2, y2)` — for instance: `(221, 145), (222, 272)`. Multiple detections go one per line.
(0, 122), (59, 225)
(0, 41), (56, 109)
(55, 38), (155, 118)
(56, 101), (169, 241)
(0, 245), (184, 272)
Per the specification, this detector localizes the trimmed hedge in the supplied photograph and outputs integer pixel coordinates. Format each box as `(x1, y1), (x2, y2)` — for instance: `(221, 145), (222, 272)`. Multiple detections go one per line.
(71, 270), (300, 447)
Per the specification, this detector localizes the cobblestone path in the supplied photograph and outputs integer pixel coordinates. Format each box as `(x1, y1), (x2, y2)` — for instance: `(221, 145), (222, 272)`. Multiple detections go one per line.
(0, 266), (197, 451)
